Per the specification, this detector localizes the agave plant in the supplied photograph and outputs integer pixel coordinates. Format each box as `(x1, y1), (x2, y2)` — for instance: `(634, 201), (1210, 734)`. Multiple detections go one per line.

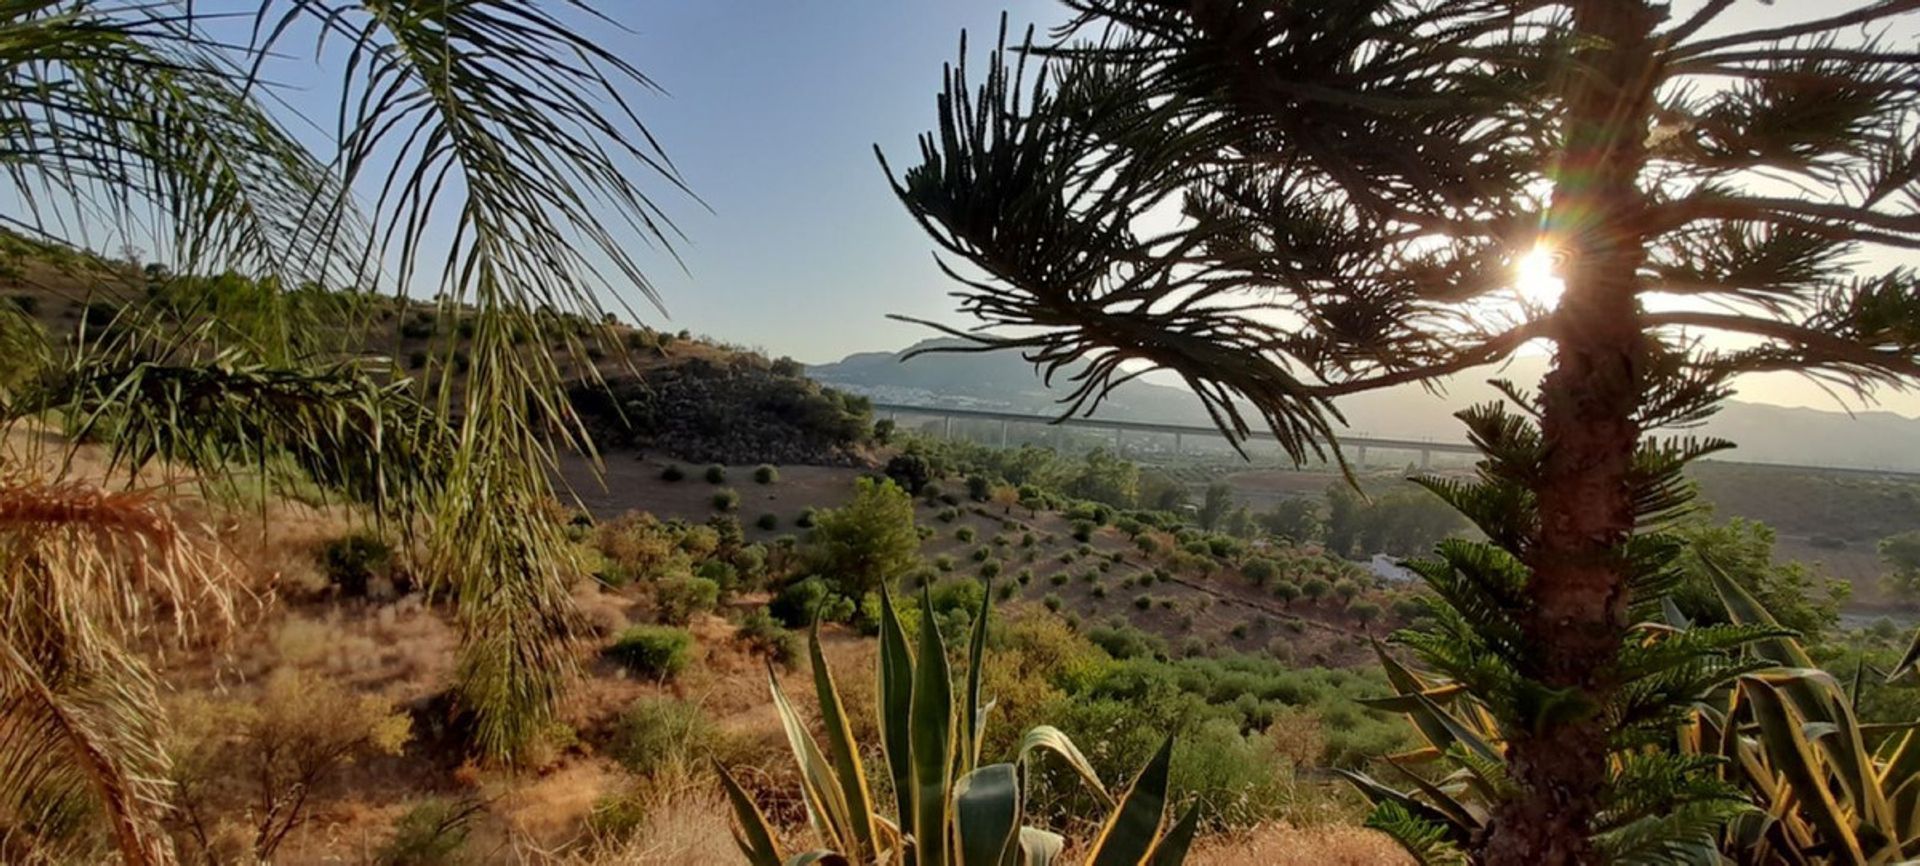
(1336, 403), (1792, 863)
(1688, 563), (1920, 864)
(720, 584), (1198, 865)
(1346, 537), (1920, 865)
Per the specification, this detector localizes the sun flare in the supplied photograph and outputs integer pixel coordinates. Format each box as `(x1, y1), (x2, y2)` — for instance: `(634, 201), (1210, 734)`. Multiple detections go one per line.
(1514, 245), (1565, 308)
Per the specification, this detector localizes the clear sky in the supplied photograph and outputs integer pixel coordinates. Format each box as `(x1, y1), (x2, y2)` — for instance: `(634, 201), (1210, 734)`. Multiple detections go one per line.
(603, 1), (1063, 365)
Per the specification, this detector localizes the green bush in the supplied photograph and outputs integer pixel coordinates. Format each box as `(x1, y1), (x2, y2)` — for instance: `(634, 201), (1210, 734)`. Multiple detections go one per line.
(955, 525), (976, 542)
(737, 607), (801, 669)
(659, 463), (685, 482)
(1071, 520), (1095, 543)
(935, 554), (956, 572)
(1348, 599), (1382, 624)
(377, 798), (477, 866)
(936, 506), (959, 523)
(971, 545), (992, 563)
(966, 474), (993, 501)
(1049, 572), (1070, 587)
(609, 697), (716, 776)
(1016, 568), (1034, 585)
(1300, 577), (1332, 601)
(711, 488), (740, 511)
(756, 512), (779, 531)
(1272, 581), (1301, 606)
(753, 464), (779, 484)
(1043, 594), (1064, 612)
(605, 626), (693, 679)
(319, 531), (393, 597)
(1134, 594), (1153, 610)
(704, 464), (727, 484)
(654, 574), (720, 625)
(796, 507), (817, 528)
(979, 559), (1002, 579)
(1242, 558), (1278, 586)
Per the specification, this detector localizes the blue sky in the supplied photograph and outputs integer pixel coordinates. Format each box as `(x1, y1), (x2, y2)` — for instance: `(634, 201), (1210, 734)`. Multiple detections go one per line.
(602, 1), (1064, 364)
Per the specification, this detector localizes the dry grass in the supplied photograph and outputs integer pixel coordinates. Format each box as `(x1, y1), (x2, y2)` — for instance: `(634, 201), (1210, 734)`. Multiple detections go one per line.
(1191, 822), (1413, 865)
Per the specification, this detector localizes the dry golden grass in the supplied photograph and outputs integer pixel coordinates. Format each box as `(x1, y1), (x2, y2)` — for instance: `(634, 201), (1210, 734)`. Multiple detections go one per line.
(1190, 822), (1413, 866)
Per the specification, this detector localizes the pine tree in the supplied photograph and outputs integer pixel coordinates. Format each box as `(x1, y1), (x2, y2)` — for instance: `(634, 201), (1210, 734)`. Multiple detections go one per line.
(883, 2), (1920, 861)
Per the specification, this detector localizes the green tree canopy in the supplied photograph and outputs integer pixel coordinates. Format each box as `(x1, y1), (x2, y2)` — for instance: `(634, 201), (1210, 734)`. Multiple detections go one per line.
(805, 477), (923, 600)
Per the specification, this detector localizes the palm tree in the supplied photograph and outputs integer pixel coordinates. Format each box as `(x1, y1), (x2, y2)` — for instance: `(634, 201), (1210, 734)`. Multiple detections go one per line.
(883, 2), (1920, 862)
(1, 2), (690, 861)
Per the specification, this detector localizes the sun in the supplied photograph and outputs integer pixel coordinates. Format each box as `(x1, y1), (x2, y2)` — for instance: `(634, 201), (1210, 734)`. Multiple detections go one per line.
(1514, 245), (1565, 308)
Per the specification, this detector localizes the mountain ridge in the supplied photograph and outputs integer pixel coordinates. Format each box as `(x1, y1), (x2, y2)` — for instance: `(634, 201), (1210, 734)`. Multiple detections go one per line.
(811, 338), (1920, 472)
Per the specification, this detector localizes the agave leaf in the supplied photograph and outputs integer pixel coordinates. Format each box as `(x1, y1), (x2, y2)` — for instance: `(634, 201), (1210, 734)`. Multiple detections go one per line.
(1741, 676), (1868, 865)
(1337, 769), (1474, 842)
(811, 624), (878, 859)
(913, 589), (955, 866)
(1891, 626), (1920, 683)
(718, 761), (787, 866)
(1018, 827), (1065, 866)
(1085, 736), (1175, 866)
(1387, 760), (1484, 831)
(877, 586), (916, 824)
(1017, 725), (1113, 808)
(1147, 803), (1201, 865)
(963, 578), (993, 775)
(769, 664), (857, 851)
(954, 763), (1023, 866)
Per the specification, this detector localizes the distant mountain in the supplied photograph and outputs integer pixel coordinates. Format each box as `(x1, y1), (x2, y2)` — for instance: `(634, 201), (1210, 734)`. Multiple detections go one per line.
(811, 339), (1920, 472)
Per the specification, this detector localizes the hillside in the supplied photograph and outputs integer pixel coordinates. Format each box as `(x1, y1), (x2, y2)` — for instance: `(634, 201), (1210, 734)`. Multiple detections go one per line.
(813, 339), (1920, 472)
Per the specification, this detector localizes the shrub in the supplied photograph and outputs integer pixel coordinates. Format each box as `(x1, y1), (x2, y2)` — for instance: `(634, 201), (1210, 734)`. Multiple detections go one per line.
(991, 533), (1011, 548)
(656, 576), (721, 622)
(1071, 520), (1095, 543)
(1091, 584), (1108, 599)
(756, 512), (779, 531)
(935, 554), (956, 572)
(754, 464), (779, 484)
(1272, 581), (1301, 606)
(873, 418), (897, 443)
(1136, 535), (1163, 555)
(770, 578), (839, 627)
(937, 507), (959, 523)
(737, 607), (801, 669)
(1301, 577), (1332, 601)
(1333, 578), (1361, 603)
(606, 626), (693, 679)
(1021, 531), (1036, 548)
(377, 798), (478, 866)
(695, 559), (740, 594)
(956, 526), (976, 542)
(1264, 636), (1295, 663)
(967, 474), (994, 501)
(996, 581), (1017, 601)
(319, 531), (393, 597)
(971, 545), (992, 563)
(1134, 594), (1153, 610)
(884, 452), (932, 494)
(796, 507), (817, 528)
(1043, 594), (1064, 612)
(980, 559), (1002, 579)
(1050, 572), (1070, 587)
(711, 488), (740, 511)
(609, 697), (716, 776)
(1242, 558), (1279, 586)
(1347, 599), (1383, 624)
(704, 464), (727, 484)
(1391, 596), (1427, 621)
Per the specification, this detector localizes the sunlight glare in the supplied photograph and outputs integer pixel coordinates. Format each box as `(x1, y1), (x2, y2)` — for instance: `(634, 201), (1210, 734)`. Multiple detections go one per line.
(1514, 245), (1565, 308)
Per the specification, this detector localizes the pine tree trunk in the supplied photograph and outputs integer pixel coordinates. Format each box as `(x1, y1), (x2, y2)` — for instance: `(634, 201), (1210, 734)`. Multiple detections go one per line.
(1483, 3), (1661, 864)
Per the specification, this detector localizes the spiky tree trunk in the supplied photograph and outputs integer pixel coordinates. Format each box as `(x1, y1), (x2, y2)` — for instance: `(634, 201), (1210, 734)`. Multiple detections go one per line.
(1486, 3), (1660, 863)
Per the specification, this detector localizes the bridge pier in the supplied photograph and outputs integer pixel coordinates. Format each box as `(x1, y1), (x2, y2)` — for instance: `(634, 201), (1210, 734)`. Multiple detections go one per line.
(1113, 426), (1124, 457)
(1420, 449), (1431, 471)
(1355, 445), (1368, 468)
(1174, 432), (1182, 455)
(1000, 419), (1009, 448)
(943, 415), (953, 440)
